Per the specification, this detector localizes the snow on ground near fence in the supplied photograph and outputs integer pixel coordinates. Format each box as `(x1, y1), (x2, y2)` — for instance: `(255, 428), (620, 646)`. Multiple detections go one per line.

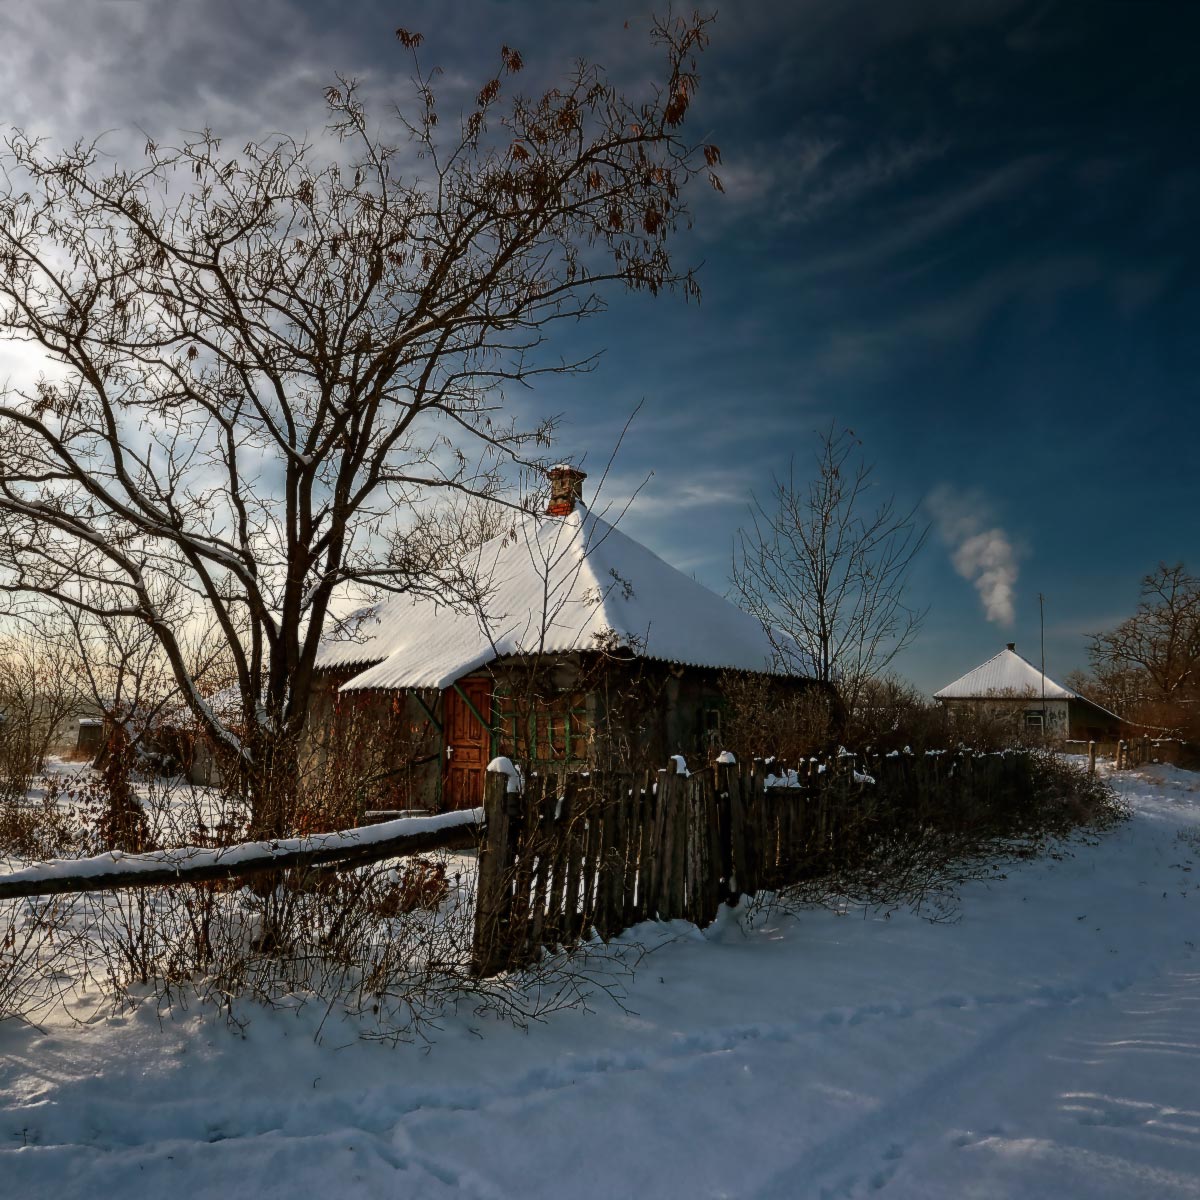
(3, 763), (1200, 1199)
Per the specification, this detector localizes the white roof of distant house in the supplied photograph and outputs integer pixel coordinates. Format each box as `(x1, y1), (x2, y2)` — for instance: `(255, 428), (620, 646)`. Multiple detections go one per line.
(318, 504), (809, 692)
(934, 644), (1078, 701)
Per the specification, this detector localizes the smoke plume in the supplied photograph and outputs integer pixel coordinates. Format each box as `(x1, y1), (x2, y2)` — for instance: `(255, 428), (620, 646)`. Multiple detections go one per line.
(926, 485), (1018, 626)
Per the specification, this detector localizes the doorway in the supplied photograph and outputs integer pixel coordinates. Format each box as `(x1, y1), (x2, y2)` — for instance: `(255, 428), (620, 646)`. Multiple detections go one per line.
(442, 678), (493, 809)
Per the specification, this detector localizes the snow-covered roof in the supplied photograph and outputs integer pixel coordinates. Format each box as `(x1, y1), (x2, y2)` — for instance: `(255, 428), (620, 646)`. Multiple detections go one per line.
(934, 646), (1078, 700)
(318, 504), (806, 692)
(933, 645), (1122, 721)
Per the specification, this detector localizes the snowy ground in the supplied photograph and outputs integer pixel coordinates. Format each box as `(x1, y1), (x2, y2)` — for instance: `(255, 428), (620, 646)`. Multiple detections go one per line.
(3, 763), (1200, 1199)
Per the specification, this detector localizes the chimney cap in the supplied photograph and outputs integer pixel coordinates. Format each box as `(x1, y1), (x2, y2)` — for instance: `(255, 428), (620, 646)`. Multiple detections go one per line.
(1006, 642), (1016, 652)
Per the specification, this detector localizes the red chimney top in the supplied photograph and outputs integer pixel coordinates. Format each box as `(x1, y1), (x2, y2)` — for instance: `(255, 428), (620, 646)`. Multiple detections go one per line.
(546, 464), (587, 516)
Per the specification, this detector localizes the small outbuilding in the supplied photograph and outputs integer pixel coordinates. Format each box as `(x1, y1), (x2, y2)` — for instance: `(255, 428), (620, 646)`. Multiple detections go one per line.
(313, 466), (822, 811)
(934, 642), (1124, 741)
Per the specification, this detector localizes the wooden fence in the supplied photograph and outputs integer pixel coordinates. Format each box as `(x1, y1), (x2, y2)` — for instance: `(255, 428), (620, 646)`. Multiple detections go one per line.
(471, 750), (1042, 975)
(1, 749), (1053, 981)
(1113, 736), (1180, 771)
(1065, 737), (1189, 772)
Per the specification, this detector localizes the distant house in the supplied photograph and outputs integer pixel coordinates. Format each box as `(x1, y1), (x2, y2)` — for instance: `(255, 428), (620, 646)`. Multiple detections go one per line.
(934, 642), (1124, 741)
(313, 465), (822, 811)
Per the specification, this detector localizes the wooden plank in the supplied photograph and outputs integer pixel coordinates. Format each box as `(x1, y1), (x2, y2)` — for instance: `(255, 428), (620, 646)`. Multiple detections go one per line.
(526, 782), (557, 954)
(638, 774), (663, 921)
(691, 782), (700, 921)
(471, 772), (513, 976)
(775, 783), (792, 887)
(670, 777), (688, 920)
(656, 775), (673, 921)
(651, 771), (673, 917)
(704, 774), (723, 923)
(504, 774), (538, 967)
(543, 782), (573, 947)
(683, 779), (699, 922)
(728, 765), (748, 904)
(622, 780), (644, 927)
(561, 777), (587, 943)
(595, 789), (620, 940)
(0, 809), (484, 902)
(743, 780), (758, 895)
(578, 781), (604, 936)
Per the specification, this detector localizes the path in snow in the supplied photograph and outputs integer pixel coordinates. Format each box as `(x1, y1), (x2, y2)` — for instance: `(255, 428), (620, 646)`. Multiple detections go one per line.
(2, 763), (1199, 1199)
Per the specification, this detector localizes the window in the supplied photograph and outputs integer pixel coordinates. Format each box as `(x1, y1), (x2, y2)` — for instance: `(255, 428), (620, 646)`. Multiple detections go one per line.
(1024, 711), (1045, 730)
(493, 689), (589, 764)
(702, 705), (722, 747)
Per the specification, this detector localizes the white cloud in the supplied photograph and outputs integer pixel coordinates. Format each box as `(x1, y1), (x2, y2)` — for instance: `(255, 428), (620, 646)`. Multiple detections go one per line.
(927, 484), (1019, 626)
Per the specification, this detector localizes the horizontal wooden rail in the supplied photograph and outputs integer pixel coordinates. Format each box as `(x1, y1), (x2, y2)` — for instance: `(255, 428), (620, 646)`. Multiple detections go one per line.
(0, 808), (484, 901)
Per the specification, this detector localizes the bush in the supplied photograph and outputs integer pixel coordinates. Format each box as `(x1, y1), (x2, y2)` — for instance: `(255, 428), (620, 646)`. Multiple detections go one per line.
(745, 747), (1125, 924)
(845, 675), (1052, 754)
(719, 671), (835, 761)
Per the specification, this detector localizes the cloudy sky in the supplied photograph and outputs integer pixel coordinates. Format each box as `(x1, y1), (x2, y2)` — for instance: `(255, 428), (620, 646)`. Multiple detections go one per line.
(1, 0), (1196, 692)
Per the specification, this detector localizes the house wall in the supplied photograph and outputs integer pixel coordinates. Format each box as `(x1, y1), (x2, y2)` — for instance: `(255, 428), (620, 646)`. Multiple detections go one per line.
(488, 655), (737, 771)
(306, 671), (443, 812)
(492, 656), (820, 771)
(940, 696), (1071, 740)
(1065, 699), (1125, 742)
(309, 657), (820, 813)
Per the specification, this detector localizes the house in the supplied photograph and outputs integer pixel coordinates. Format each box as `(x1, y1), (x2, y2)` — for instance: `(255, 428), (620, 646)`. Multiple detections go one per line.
(313, 465), (821, 811)
(933, 643), (1124, 741)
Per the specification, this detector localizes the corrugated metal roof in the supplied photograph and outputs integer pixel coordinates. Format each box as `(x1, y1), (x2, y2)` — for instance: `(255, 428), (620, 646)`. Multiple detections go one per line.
(933, 646), (1078, 700)
(318, 504), (804, 691)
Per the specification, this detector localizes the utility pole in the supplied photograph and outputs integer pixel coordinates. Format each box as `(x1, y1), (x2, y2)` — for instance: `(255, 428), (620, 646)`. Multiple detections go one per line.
(1039, 592), (1047, 739)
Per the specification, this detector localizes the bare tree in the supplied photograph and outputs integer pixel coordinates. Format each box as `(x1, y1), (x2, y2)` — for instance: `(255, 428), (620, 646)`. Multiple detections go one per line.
(732, 425), (928, 713)
(1077, 562), (1200, 738)
(0, 15), (722, 834)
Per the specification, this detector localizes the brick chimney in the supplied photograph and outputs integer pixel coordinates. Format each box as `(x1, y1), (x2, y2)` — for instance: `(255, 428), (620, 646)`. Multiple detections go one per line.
(546, 463), (587, 516)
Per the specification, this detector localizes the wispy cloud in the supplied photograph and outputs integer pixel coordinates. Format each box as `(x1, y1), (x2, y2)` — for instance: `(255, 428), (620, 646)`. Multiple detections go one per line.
(927, 485), (1019, 626)
(816, 250), (1102, 378)
(790, 137), (948, 223)
(796, 155), (1052, 279)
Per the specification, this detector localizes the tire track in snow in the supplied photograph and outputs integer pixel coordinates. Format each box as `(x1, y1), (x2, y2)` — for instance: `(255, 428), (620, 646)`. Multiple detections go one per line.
(745, 971), (1153, 1200)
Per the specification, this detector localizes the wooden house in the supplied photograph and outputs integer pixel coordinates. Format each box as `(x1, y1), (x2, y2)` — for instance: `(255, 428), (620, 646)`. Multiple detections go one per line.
(313, 467), (820, 811)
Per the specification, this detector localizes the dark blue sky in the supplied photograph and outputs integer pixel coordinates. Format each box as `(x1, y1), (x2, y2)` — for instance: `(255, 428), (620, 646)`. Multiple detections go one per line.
(2, 0), (1197, 691)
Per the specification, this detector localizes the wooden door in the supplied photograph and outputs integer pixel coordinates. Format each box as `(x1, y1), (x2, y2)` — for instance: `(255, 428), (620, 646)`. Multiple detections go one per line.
(442, 679), (492, 810)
